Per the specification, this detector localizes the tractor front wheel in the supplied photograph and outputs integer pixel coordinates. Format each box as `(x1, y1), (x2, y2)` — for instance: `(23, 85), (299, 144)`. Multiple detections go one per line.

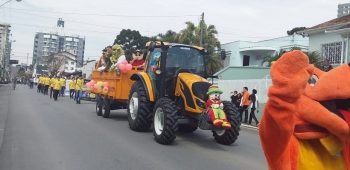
(212, 101), (240, 145)
(153, 97), (178, 145)
(127, 81), (153, 132)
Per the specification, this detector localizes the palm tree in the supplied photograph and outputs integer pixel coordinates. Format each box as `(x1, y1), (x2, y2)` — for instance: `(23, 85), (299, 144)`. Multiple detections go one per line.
(206, 54), (223, 75)
(176, 21), (222, 75)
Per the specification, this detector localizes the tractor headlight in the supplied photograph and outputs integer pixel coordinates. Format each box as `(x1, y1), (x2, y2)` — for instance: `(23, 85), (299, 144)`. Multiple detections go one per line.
(196, 99), (206, 109)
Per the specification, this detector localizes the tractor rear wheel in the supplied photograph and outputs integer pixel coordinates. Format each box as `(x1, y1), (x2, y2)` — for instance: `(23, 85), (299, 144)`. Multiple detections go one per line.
(127, 81), (153, 132)
(153, 97), (178, 145)
(212, 101), (240, 145)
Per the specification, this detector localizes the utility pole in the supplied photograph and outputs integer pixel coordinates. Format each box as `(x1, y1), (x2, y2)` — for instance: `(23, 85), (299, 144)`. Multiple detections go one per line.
(200, 12), (204, 47)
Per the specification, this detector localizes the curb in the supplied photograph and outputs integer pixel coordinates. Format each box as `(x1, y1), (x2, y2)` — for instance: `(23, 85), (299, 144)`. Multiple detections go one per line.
(0, 85), (10, 151)
(241, 123), (259, 131)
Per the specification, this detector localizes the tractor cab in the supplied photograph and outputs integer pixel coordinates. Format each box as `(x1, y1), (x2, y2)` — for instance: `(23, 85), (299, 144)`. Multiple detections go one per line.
(144, 42), (208, 98)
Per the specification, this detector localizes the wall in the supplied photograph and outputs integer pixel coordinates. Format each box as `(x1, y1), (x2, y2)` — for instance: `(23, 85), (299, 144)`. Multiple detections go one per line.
(309, 32), (343, 52)
(221, 35), (309, 67)
(216, 66), (270, 80)
(218, 79), (272, 121)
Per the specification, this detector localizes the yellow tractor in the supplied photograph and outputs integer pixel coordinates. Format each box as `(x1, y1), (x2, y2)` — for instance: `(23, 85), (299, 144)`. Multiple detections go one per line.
(128, 41), (240, 145)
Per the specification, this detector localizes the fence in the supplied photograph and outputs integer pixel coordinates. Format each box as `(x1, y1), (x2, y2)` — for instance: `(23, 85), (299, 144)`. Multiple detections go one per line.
(217, 78), (272, 103)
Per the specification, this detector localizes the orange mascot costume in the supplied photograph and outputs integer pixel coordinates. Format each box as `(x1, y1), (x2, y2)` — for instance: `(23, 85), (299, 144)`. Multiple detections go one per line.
(259, 50), (350, 170)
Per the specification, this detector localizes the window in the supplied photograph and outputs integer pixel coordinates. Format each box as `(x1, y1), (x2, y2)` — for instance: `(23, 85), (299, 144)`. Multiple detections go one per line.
(65, 61), (68, 64)
(70, 67), (74, 70)
(321, 42), (344, 65)
(71, 61), (74, 65)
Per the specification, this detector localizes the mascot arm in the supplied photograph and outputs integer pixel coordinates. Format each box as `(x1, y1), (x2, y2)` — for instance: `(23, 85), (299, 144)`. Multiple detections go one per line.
(296, 95), (350, 141)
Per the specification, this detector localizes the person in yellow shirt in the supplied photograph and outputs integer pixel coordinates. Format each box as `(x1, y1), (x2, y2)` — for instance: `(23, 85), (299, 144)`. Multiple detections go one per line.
(44, 75), (50, 95)
(59, 77), (66, 97)
(75, 76), (84, 104)
(69, 77), (76, 99)
(52, 76), (61, 101)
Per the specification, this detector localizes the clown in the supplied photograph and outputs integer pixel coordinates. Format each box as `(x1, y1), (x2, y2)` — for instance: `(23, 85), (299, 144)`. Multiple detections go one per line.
(206, 85), (231, 129)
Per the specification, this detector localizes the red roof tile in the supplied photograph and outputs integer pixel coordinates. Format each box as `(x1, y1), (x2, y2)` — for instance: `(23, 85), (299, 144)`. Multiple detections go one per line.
(309, 15), (350, 30)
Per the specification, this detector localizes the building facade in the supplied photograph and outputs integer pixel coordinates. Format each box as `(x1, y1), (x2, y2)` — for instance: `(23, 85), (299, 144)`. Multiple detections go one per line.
(221, 34), (309, 68)
(53, 52), (77, 74)
(302, 15), (350, 66)
(338, 3), (350, 18)
(32, 32), (85, 67)
(0, 23), (11, 82)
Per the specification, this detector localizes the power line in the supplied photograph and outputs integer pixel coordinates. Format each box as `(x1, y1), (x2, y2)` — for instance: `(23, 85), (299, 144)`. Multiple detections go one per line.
(4, 7), (200, 18)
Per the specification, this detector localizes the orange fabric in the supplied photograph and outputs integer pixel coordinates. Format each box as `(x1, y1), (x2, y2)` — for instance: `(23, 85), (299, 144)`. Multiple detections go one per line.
(259, 50), (350, 170)
(242, 91), (250, 106)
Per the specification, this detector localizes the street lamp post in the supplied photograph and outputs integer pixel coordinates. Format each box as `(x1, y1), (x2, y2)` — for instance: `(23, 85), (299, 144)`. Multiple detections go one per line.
(0, 0), (22, 8)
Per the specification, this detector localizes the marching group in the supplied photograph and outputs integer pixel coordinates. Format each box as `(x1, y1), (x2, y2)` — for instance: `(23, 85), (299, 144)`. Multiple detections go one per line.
(36, 75), (84, 104)
(231, 87), (260, 126)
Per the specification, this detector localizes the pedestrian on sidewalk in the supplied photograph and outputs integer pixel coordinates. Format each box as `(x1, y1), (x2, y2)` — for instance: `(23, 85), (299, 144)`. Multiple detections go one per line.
(49, 76), (55, 99)
(248, 89), (259, 126)
(75, 76), (83, 104)
(69, 77), (76, 99)
(230, 91), (240, 108)
(37, 75), (42, 93)
(52, 77), (61, 101)
(239, 87), (251, 123)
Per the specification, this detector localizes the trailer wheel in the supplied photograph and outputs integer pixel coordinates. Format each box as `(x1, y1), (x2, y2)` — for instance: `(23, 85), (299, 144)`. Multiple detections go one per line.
(212, 101), (240, 145)
(153, 97), (178, 145)
(95, 95), (102, 116)
(127, 81), (153, 132)
(102, 97), (110, 118)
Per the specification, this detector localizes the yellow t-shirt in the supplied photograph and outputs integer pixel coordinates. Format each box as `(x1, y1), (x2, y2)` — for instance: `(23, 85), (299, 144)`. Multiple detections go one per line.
(45, 77), (50, 86)
(59, 78), (66, 87)
(50, 78), (54, 88)
(69, 80), (75, 90)
(39, 77), (43, 84)
(53, 78), (61, 90)
(75, 79), (83, 90)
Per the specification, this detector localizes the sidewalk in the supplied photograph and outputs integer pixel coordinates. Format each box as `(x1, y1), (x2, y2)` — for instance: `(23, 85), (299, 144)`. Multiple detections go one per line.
(0, 85), (10, 150)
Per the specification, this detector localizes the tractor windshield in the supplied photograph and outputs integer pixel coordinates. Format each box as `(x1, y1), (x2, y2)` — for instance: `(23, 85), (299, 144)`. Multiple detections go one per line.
(166, 46), (206, 77)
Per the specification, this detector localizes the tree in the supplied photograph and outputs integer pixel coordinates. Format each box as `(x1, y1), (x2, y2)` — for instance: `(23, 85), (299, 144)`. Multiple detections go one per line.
(176, 21), (222, 74)
(114, 29), (150, 60)
(287, 27), (307, 35)
(158, 30), (178, 43)
(46, 54), (65, 76)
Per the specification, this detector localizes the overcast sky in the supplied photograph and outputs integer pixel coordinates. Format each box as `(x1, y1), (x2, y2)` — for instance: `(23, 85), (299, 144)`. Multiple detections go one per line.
(0, 0), (348, 64)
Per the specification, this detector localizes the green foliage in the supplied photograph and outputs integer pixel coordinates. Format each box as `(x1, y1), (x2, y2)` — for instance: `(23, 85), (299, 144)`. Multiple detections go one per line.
(263, 48), (324, 69)
(175, 21), (222, 74)
(287, 27), (307, 35)
(114, 29), (150, 60)
(206, 53), (223, 75)
(158, 30), (178, 43)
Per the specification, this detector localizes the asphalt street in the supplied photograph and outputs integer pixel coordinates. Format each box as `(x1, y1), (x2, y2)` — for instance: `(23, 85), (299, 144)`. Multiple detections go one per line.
(0, 85), (267, 170)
